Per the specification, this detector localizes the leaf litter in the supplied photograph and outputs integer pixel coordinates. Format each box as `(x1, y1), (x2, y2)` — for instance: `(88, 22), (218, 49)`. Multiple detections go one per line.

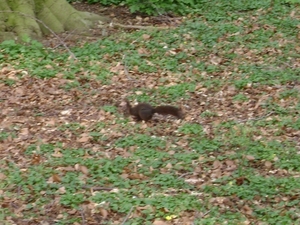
(1, 4), (300, 224)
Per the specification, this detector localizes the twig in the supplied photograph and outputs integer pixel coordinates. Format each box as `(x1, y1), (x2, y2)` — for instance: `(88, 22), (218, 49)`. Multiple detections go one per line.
(17, 185), (21, 197)
(122, 54), (129, 76)
(122, 54), (136, 81)
(110, 22), (169, 30)
(81, 186), (115, 191)
(0, 11), (77, 59)
(146, 0), (176, 25)
(178, 172), (193, 178)
(53, 29), (78, 49)
(201, 209), (211, 218)
(192, 209), (212, 225)
(236, 111), (274, 123)
(79, 206), (86, 225)
(121, 206), (134, 225)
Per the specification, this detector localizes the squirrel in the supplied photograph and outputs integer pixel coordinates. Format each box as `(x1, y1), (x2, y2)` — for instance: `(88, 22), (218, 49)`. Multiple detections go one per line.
(126, 99), (183, 121)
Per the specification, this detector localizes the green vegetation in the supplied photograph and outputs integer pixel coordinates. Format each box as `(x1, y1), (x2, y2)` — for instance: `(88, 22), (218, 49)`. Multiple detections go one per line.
(68, 0), (198, 15)
(1, 0), (300, 224)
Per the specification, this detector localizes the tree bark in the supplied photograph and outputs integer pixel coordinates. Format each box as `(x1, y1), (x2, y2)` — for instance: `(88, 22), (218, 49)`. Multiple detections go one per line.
(0, 0), (110, 42)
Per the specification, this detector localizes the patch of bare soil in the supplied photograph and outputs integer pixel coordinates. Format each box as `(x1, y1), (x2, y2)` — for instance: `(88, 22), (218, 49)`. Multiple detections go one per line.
(42, 2), (183, 47)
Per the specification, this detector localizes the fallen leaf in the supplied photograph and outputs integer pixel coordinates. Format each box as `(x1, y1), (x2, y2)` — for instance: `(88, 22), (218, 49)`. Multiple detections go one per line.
(245, 155), (255, 161)
(0, 173), (7, 180)
(152, 220), (169, 225)
(52, 174), (61, 183)
(99, 208), (108, 218)
(80, 165), (89, 175)
(264, 161), (272, 168)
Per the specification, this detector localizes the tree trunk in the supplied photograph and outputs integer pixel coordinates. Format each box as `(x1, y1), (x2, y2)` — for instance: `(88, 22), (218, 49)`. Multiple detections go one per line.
(0, 0), (110, 42)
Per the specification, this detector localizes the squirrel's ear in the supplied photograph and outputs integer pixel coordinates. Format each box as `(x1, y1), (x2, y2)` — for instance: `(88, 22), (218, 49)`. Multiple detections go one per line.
(121, 99), (130, 115)
(121, 99), (128, 106)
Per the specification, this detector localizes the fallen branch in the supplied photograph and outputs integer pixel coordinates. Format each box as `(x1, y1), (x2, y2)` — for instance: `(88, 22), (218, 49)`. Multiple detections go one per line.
(121, 206), (134, 225)
(236, 111), (275, 123)
(81, 186), (115, 191)
(110, 22), (170, 30)
(79, 206), (86, 225)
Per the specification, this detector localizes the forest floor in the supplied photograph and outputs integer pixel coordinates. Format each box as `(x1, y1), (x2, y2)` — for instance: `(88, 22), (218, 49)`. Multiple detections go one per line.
(1, 1), (300, 225)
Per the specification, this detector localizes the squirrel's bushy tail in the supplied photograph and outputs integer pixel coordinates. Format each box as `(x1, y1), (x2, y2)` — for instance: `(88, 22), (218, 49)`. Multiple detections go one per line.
(154, 106), (183, 119)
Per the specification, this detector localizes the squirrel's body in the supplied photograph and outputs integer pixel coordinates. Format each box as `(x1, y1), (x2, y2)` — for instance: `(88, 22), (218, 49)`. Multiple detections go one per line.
(126, 100), (183, 121)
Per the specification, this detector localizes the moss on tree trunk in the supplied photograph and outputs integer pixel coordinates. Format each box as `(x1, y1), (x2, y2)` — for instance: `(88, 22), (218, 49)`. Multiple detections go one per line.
(0, 0), (109, 42)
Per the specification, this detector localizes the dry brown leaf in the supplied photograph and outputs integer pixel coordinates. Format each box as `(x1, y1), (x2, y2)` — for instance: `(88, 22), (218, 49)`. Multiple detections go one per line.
(52, 152), (63, 158)
(142, 34), (151, 40)
(80, 165), (89, 175)
(165, 163), (173, 169)
(52, 174), (62, 183)
(61, 109), (72, 115)
(110, 62), (124, 73)
(264, 161), (272, 168)
(19, 128), (29, 136)
(245, 155), (255, 161)
(45, 64), (53, 69)
(77, 133), (90, 143)
(68, 209), (77, 215)
(31, 154), (41, 165)
(241, 205), (253, 215)
(236, 177), (250, 186)
(0, 173), (7, 180)
(212, 160), (222, 170)
(58, 186), (66, 194)
(138, 48), (149, 55)
(152, 220), (169, 225)
(211, 169), (222, 178)
(99, 208), (108, 218)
